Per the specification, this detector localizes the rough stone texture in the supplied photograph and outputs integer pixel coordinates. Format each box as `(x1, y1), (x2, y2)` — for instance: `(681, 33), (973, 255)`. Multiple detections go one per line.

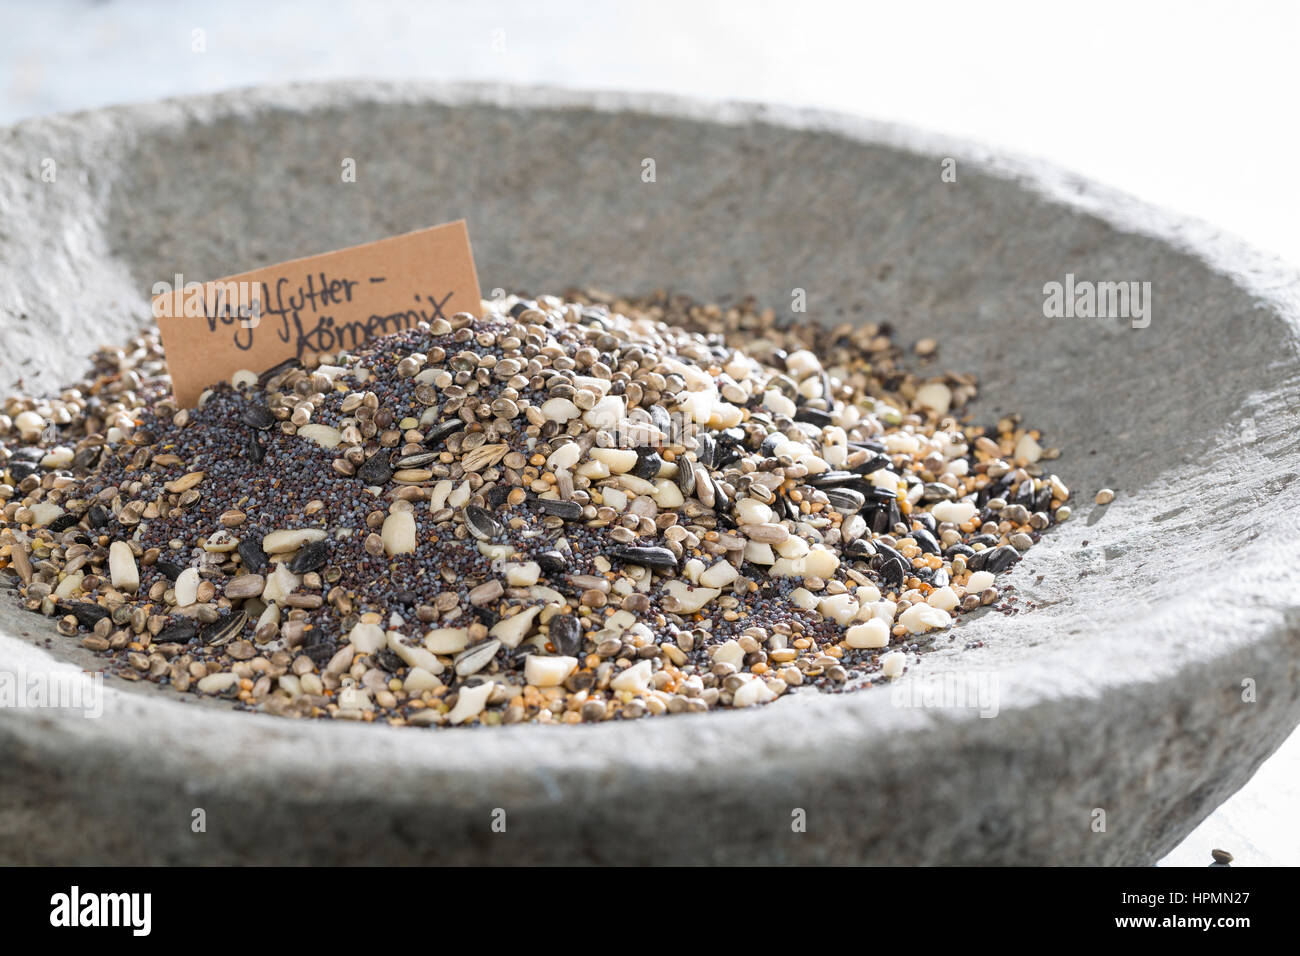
(2, 82), (1299, 864)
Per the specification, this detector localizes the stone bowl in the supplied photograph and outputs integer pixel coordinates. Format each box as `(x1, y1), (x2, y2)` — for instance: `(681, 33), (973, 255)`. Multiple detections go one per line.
(2, 82), (1298, 865)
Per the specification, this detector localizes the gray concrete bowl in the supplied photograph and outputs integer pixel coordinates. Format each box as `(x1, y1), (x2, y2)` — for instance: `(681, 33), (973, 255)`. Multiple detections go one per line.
(2, 82), (1298, 865)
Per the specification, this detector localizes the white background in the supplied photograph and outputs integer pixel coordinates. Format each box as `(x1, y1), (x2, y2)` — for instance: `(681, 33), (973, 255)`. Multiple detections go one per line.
(2, 0), (1296, 866)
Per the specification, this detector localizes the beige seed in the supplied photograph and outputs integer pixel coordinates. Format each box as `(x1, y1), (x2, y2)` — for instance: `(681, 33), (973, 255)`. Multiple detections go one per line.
(164, 471), (204, 494)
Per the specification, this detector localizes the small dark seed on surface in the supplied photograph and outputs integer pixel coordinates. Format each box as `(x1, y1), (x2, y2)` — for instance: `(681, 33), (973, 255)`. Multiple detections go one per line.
(237, 538), (268, 574)
(241, 403), (275, 430)
(154, 560), (187, 581)
(157, 618), (199, 645)
(423, 419), (466, 448)
(549, 613), (583, 657)
(464, 505), (503, 541)
(536, 551), (568, 575)
(303, 642), (336, 666)
(376, 648), (405, 673)
(47, 513), (78, 533)
(609, 545), (678, 570)
(357, 451), (394, 486)
(794, 407), (833, 427)
(200, 611), (246, 647)
(528, 498), (583, 520)
(288, 539), (329, 574)
(63, 601), (109, 627)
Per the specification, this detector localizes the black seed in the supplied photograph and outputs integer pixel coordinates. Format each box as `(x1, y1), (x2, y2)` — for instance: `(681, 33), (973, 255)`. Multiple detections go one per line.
(845, 537), (876, 559)
(302, 642), (335, 666)
(357, 451), (393, 486)
(824, 488), (866, 513)
(246, 431), (265, 464)
(154, 560), (186, 581)
(850, 454), (892, 476)
(237, 538), (268, 574)
(868, 498), (901, 535)
(157, 618), (199, 645)
(794, 407), (833, 427)
(609, 545), (678, 570)
(87, 504), (109, 529)
(536, 551), (568, 575)
(63, 601), (109, 627)
(528, 498), (582, 520)
(711, 477), (731, 514)
(9, 461), (38, 481)
(631, 448), (664, 480)
(393, 589), (417, 606)
(1013, 480), (1037, 506)
(759, 434), (782, 457)
(648, 403), (672, 435)
(810, 470), (862, 488)
(257, 356), (300, 385)
(423, 419), (466, 448)
(199, 611), (246, 647)
(912, 511), (937, 534)
(485, 483), (513, 509)
(922, 482), (958, 502)
(288, 539), (328, 574)
(47, 513), (78, 533)
(508, 301), (533, 318)
(877, 556), (906, 589)
(943, 543), (976, 560)
(463, 505), (503, 541)
(714, 428), (745, 467)
(911, 528), (941, 555)
(676, 456), (696, 497)
(983, 545), (1022, 574)
(695, 433), (718, 469)
(242, 403), (275, 430)
(376, 648), (405, 673)
(550, 614), (582, 657)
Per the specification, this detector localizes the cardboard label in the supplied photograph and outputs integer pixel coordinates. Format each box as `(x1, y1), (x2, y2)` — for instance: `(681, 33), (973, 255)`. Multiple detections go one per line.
(152, 220), (481, 407)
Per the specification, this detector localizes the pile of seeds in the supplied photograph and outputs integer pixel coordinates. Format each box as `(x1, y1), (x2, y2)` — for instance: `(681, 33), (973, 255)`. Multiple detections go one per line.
(0, 290), (1071, 726)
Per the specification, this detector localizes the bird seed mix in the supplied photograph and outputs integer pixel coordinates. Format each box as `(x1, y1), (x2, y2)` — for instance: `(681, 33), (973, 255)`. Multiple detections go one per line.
(0, 290), (1071, 726)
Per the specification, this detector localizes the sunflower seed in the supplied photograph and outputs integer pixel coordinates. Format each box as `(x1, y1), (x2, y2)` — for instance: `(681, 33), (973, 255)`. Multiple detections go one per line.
(549, 613), (582, 657)
(454, 639), (501, 676)
(528, 498), (583, 520)
(609, 545), (678, 570)
(463, 505), (503, 541)
(536, 550), (568, 575)
(423, 419), (466, 447)
(199, 611), (247, 647)
(825, 488), (865, 513)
